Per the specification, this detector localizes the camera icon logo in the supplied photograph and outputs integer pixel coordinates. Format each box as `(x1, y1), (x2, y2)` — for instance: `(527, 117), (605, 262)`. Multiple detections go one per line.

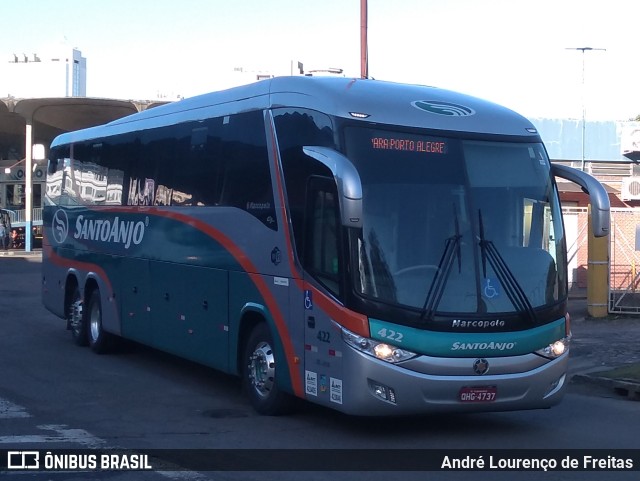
(7, 451), (39, 470)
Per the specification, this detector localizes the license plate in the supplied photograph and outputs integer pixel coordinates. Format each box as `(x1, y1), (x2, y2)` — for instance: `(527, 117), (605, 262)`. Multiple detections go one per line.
(459, 386), (497, 403)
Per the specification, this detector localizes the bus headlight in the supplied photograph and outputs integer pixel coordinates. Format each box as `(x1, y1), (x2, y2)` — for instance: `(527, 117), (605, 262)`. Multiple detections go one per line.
(535, 336), (571, 359)
(341, 326), (417, 363)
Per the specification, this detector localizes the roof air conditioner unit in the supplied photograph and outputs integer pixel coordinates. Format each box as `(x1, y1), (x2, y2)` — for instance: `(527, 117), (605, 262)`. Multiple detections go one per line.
(621, 177), (640, 201)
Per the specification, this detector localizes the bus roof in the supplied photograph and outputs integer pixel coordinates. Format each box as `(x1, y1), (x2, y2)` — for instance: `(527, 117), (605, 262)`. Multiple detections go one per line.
(51, 76), (539, 147)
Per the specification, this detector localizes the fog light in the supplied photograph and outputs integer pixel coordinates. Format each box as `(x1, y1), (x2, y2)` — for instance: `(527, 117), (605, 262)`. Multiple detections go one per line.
(369, 380), (397, 404)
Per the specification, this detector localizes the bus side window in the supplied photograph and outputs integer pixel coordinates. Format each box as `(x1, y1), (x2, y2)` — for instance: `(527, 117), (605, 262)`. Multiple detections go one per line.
(304, 176), (342, 298)
(273, 108), (336, 260)
(216, 112), (277, 229)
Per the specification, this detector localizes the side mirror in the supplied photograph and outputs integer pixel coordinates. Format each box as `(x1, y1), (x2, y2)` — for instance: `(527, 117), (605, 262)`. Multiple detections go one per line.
(302, 146), (363, 228)
(551, 164), (610, 237)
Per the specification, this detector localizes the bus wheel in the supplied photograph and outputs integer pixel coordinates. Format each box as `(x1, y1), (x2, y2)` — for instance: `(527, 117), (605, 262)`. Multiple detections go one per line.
(242, 323), (293, 415)
(87, 289), (113, 354)
(69, 286), (88, 346)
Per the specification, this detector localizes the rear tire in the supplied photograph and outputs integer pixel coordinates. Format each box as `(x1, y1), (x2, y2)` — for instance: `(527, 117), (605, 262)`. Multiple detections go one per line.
(69, 286), (88, 347)
(242, 323), (293, 415)
(87, 289), (114, 354)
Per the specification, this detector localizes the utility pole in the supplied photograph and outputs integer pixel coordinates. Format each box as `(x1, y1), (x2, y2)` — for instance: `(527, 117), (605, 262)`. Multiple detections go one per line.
(566, 47), (608, 318)
(360, 0), (368, 79)
(566, 47), (606, 171)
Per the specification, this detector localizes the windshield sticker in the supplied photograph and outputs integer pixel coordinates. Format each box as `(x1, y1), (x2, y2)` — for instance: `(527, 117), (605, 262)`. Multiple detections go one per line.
(305, 370), (318, 397)
(483, 278), (501, 299)
(330, 378), (343, 404)
(529, 146), (547, 166)
(411, 100), (476, 117)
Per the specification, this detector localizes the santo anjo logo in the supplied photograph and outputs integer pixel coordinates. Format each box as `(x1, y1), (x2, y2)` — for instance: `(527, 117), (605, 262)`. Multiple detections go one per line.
(412, 100), (476, 117)
(52, 209), (69, 244)
(51, 209), (147, 249)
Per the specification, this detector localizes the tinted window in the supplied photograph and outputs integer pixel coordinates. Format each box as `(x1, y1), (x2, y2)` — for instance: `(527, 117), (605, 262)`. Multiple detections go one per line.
(305, 176), (342, 297)
(49, 111), (276, 229)
(274, 108), (336, 258)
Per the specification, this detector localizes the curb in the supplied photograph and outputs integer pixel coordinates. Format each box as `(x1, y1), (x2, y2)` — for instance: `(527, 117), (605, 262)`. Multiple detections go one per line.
(0, 250), (42, 257)
(571, 373), (640, 401)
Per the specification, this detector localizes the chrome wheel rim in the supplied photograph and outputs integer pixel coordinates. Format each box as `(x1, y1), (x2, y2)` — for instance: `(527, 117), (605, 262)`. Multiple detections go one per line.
(89, 299), (101, 342)
(248, 341), (275, 399)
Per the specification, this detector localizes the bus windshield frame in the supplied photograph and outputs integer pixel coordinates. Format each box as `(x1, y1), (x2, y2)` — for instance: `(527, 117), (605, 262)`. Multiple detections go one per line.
(341, 124), (567, 327)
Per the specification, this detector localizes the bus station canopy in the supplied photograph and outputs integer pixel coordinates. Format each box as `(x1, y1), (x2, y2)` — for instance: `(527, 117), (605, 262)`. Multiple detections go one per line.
(0, 97), (167, 158)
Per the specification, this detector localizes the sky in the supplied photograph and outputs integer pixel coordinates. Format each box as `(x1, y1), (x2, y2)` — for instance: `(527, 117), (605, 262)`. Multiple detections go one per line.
(1, 0), (639, 121)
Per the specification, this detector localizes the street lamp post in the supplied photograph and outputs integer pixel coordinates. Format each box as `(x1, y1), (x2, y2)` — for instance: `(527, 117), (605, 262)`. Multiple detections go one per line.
(360, 0), (368, 79)
(25, 121), (33, 252)
(566, 47), (606, 171)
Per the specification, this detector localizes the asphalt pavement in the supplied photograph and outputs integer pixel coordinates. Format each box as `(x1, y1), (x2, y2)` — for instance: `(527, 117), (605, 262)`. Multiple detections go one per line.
(567, 296), (640, 400)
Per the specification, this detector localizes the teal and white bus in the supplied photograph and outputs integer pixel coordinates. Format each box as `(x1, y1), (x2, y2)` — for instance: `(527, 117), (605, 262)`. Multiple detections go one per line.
(42, 76), (609, 416)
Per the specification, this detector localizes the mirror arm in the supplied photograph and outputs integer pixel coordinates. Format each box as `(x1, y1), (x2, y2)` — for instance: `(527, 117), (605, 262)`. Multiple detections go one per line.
(551, 163), (610, 237)
(302, 146), (363, 228)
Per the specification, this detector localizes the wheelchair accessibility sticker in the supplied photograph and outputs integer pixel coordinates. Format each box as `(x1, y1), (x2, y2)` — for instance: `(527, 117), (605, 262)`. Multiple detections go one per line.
(483, 278), (500, 299)
(304, 290), (313, 310)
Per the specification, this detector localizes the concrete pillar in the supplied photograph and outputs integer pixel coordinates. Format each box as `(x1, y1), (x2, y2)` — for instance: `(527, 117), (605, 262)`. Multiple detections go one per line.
(24, 121), (32, 252)
(587, 204), (609, 317)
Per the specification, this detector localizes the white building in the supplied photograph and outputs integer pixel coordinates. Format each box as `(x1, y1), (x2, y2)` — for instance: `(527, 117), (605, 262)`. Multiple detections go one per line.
(3, 48), (86, 98)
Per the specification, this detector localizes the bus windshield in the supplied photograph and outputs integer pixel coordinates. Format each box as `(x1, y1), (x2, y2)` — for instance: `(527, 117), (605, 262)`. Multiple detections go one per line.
(344, 126), (567, 317)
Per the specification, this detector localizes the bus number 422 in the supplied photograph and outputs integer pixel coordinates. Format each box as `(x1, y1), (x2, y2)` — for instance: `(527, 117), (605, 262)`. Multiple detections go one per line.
(377, 328), (403, 343)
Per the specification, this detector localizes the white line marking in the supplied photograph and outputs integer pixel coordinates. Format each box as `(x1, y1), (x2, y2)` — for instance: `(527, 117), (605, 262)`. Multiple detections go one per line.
(0, 424), (105, 448)
(157, 472), (212, 480)
(0, 398), (211, 480)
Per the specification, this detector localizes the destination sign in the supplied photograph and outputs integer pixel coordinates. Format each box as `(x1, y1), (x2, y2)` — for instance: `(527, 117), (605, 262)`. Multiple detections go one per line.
(371, 137), (448, 154)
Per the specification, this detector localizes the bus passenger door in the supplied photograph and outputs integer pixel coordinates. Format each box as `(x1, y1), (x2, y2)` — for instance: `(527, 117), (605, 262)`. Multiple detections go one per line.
(301, 177), (345, 406)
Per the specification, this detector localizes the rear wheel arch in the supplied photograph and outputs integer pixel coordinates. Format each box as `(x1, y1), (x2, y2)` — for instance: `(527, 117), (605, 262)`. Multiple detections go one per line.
(64, 274), (80, 317)
(84, 277), (99, 300)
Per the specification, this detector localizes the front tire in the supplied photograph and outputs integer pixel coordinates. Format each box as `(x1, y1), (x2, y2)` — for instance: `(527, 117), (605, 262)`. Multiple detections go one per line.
(87, 289), (114, 354)
(242, 323), (293, 415)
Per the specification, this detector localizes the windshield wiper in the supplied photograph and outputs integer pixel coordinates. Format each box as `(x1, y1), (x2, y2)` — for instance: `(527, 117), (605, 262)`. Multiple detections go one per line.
(420, 207), (462, 321)
(477, 210), (537, 325)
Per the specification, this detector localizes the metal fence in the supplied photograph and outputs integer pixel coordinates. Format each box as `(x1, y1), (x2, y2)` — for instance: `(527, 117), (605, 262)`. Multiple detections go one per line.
(3, 208), (43, 227)
(561, 207), (640, 314)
